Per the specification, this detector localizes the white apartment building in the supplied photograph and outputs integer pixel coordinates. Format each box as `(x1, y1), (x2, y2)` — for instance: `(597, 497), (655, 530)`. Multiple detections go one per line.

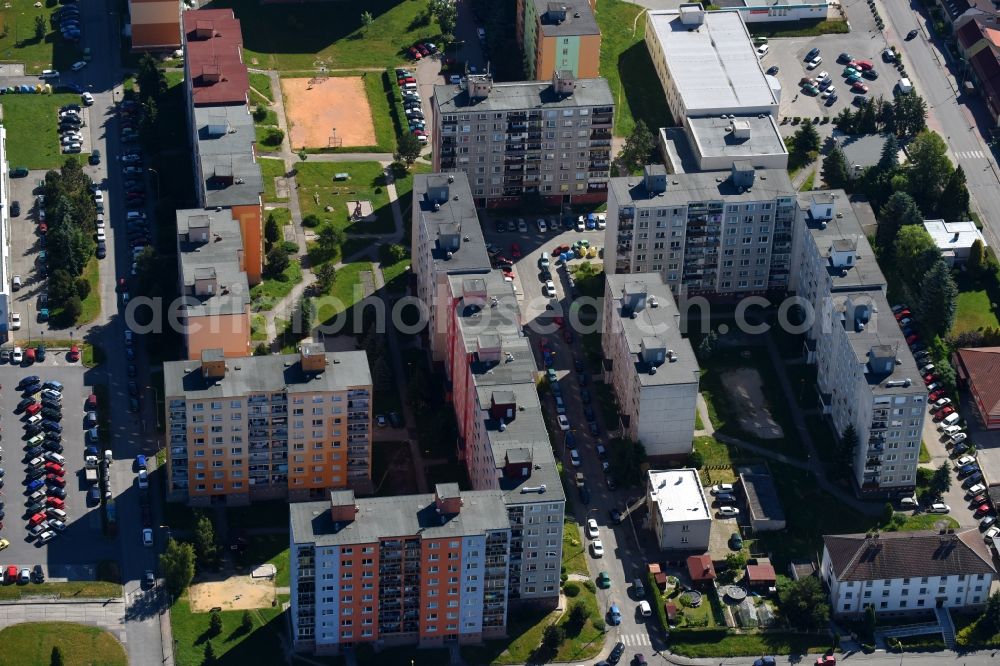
(604, 163), (797, 298)
(431, 71), (614, 208)
(646, 469), (712, 552)
(822, 530), (996, 617)
(790, 192), (925, 497)
(601, 273), (700, 458)
(164, 344), (373, 505)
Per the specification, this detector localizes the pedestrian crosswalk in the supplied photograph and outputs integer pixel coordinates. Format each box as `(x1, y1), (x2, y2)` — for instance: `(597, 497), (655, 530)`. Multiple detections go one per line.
(954, 150), (986, 160)
(619, 632), (652, 647)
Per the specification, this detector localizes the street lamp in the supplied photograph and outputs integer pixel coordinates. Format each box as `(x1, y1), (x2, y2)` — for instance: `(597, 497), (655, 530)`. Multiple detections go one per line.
(147, 167), (161, 199)
(147, 385), (162, 429)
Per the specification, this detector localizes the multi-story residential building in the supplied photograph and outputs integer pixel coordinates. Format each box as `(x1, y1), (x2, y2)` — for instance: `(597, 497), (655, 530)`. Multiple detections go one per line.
(515, 0), (601, 80)
(175, 209), (252, 360)
(601, 273), (699, 458)
(821, 529), (996, 617)
(659, 115), (789, 173)
(645, 5), (779, 122)
(790, 192), (925, 497)
(604, 163), (797, 298)
(290, 484), (512, 654)
(181, 9), (263, 285)
(164, 343), (372, 505)
(646, 469), (712, 552)
(410, 173), (491, 362)
(432, 72), (614, 208)
(954, 10), (1000, 127)
(128, 0), (181, 52)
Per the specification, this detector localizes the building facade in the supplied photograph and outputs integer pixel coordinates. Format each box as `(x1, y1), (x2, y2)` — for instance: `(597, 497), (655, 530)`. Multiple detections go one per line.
(290, 485), (512, 654)
(432, 72), (614, 208)
(646, 469), (712, 552)
(516, 0), (601, 80)
(600, 273), (699, 458)
(821, 530), (996, 617)
(790, 192), (925, 497)
(604, 163), (797, 298)
(128, 0), (181, 52)
(164, 344), (372, 505)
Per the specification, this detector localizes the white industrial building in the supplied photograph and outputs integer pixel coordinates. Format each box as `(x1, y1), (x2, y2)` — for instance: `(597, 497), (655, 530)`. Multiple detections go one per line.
(646, 469), (713, 552)
(821, 529), (996, 617)
(601, 273), (700, 458)
(714, 0), (831, 24)
(922, 219), (987, 266)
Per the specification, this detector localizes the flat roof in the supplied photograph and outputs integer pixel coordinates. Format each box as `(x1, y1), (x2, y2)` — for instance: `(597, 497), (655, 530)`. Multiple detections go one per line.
(164, 349), (371, 399)
(609, 167), (794, 208)
(182, 9), (249, 107)
(687, 115), (787, 161)
(434, 77), (613, 114)
(531, 0), (599, 37)
(648, 469), (711, 524)
(646, 9), (776, 113)
(193, 105), (263, 208)
(923, 219), (986, 253)
(738, 471), (786, 524)
(605, 273), (699, 387)
(414, 173), (490, 274)
(798, 190), (885, 293)
(175, 209), (250, 318)
(290, 489), (510, 546)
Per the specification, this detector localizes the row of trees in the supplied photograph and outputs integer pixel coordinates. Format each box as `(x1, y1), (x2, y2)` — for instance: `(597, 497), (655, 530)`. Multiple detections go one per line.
(44, 158), (98, 323)
(834, 93), (928, 139)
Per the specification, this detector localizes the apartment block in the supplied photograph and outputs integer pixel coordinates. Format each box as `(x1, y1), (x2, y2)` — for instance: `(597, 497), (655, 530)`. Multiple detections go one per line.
(410, 173), (490, 362)
(516, 0), (600, 80)
(601, 273), (699, 458)
(128, 0), (181, 52)
(604, 163), (797, 298)
(646, 469), (712, 552)
(181, 9), (263, 286)
(164, 344), (372, 506)
(790, 192), (925, 497)
(432, 72), (614, 208)
(822, 530), (996, 617)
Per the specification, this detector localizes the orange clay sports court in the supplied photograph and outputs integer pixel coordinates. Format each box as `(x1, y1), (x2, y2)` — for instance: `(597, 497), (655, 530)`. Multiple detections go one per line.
(281, 76), (376, 149)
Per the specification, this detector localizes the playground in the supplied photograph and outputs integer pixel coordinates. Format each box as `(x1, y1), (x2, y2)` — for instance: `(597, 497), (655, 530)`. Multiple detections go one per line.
(281, 75), (376, 149)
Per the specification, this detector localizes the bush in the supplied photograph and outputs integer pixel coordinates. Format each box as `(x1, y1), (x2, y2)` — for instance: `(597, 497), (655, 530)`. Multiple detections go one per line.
(75, 277), (91, 300)
(252, 106), (268, 123)
(263, 128), (285, 146)
(64, 296), (82, 322)
(302, 214), (321, 228)
(563, 582), (581, 597)
(280, 240), (299, 255)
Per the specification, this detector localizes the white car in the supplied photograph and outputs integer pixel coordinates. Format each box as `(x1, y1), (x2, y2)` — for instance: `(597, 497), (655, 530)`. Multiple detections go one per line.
(950, 432), (968, 445)
(807, 56), (823, 69)
(12, 347), (23, 363)
(142, 528), (154, 547)
(966, 483), (987, 497)
(37, 530), (56, 544)
(570, 449), (581, 467)
(94, 191), (104, 204)
(138, 469), (149, 489)
(536, 218), (547, 232)
(575, 216), (585, 232)
(10, 312), (20, 330)
(590, 540), (604, 557)
(81, 92), (94, 106)
(815, 70), (829, 81)
(984, 525), (1000, 542)
(96, 229), (106, 242)
(543, 280), (557, 298)
(70, 61), (87, 71)
(710, 483), (734, 495)
(821, 86), (836, 98)
(956, 455), (977, 467)
(927, 502), (950, 514)
(941, 425), (963, 437)
(12, 275), (21, 290)
(596, 213), (606, 230)
(931, 397), (952, 411)
(40, 69), (59, 79)
(586, 518), (600, 539)
(718, 506), (740, 517)
(557, 415), (570, 431)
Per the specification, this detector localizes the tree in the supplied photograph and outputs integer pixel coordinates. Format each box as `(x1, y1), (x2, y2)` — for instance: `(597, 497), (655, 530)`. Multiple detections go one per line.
(882, 502), (896, 526)
(34, 15), (45, 40)
(968, 238), (987, 276)
(837, 424), (858, 467)
(541, 624), (564, 652)
(821, 146), (850, 190)
(202, 641), (217, 666)
(876, 192), (923, 259)
(893, 225), (941, 291)
(140, 97), (160, 151)
(49, 268), (75, 303)
(725, 551), (747, 573)
(136, 53), (167, 103)
(160, 538), (196, 596)
(696, 330), (718, 361)
(263, 128), (284, 146)
(688, 449), (704, 469)
(266, 246), (290, 277)
(864, 604), (878, 643)
(937, 165), (970, 221)
(315, 262), (337, 294)
(395, 131), (423, 165)
(301, 213), (321, 228)
(792, 121), (820, 156)
(930, 461), (952, 498)
(608, 438), (647, 487)
(980, 591), (1000, 635)
(877, 134), (900, 172)
(374, 355), (393, 393)
(76, 276), (90, 300)
(567, 600), (588, 632)
(240, 610), (253, 634)
(317, 224), (345, 257)
(616, 120), (654, 175)
(50, 646), (65, 666)
(918, 260), (958, 338)
(906, 130), (953, 213)
(777, 576), (830, 631)
(264, 213), (280, 251)
(194, 514), (218, 567)
(63, 296), (82, 323)
(433, 2), (457, 36)
(360, 11), (374, 32)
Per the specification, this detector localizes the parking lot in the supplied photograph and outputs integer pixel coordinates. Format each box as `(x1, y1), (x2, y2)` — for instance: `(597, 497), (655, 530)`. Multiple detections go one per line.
(0, 362), (116, 579)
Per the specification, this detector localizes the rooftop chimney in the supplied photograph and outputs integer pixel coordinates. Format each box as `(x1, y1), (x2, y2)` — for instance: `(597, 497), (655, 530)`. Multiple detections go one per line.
(552, 70), (577, 96)
(730, 161), (756, 190)
(434, 483), (463, 515)
(468, 73), (493, 100)
(329, 489), (358, 523)
(678, 3), (705, 26)
(300, 343), (327, 373)
(201, 348), (226, 380)
(622, 281), (648, 313)
(643, 164), (667, 194)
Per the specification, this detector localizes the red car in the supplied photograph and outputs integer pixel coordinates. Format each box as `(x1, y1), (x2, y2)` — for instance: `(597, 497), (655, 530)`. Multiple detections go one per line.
(975, 504), (994, 517)
(38, 222), (47, 234)
(851, 82), (869, 93)
(46, 474), (66, 487)
(923, 374), (938, 385)
(44, 463), (64, 475)
(416, 44), (430, 56)
(928, 390), (946, 402)
(67, 346), (80, 362)
(934, 406), (956, 421)
(25, 402), (42, 416)
(554, 316), (564, 328)
(552, 244), (567, 256)
(28, 513), (47, 527)
(815, 657), (836, 666)
(539, 338), (550, 353)
(86, 393), (97, 409)
(398, 77), (416, 85)
(510, 243), (522, 259)
(408, 47), (422, 60)
(906, 334), (920, 345)
(5, 565), (17, 583)
(46, 497), (65, 509)
(412, 129), (426, 137)
(894, 310), (911, 320)
(856, 60), (874, 70)
(502, 269), (515, 280)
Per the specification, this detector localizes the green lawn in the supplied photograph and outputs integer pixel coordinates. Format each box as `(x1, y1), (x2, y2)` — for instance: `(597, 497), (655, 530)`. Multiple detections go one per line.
(259, 159), (288, 203)
(0, 580), (121, 601)
(952, 287), (999, 335)
(251, 314), (268, 342)
(562, 519), (588, 576)
(748, 19), (849, 38)
(891, 512), (959, 531)
(297, 161), (393, 234)
(248, 71), (273, 103)
(265, 207), (292, 229)
(255, 126), (283, 152)
(669, 629), (832, 658)
(378, 243), (410, 293)
(78, 256), (100, 323)
(0, 622), (127, 666)
(1, 93), (91, 168)
(206, 0), (442, 71)
(316, 261), (374, 324)
(595, 0), (673, 136)
(169, 594), (288, 666)
(799, 171), (816, 192)
(0, 0), (87, 74)
(251, 259), (302, 309)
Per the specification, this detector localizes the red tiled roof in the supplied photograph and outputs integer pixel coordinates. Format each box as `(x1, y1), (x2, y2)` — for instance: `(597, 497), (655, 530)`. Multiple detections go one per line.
(957, 18), (985, 51)
(823, 529), (996, 582)
(182, 9), (249, 106)
(746, 562), (776, 582)
(955, 347), (1000, 420)
(686, 554), (716, 582)
(131, 23), (181, 50)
